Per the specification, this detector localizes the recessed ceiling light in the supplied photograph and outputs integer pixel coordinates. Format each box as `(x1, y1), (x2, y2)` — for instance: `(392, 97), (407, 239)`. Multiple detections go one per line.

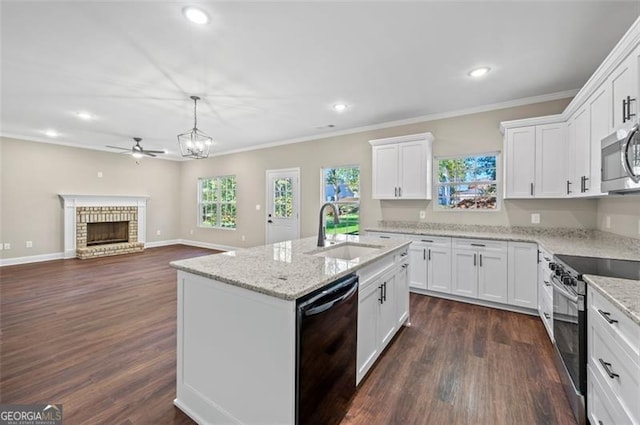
(44, 129), (58, 138)
(468, 67), (491, 78)
(183, 7), (209, 25)
(333, 103), (348, 112)
(76, 111), (93, 120)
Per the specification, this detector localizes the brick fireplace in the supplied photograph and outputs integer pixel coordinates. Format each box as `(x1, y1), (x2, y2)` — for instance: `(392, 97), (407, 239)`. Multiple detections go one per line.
(59, 195), (148, 259)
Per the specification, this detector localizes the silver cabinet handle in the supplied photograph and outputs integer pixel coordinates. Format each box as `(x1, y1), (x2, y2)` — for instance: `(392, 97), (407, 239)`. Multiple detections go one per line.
(473, 253), (477, 266)
(479, 254), (483, 267)
(421, 239), (433, 243)
(544, 312), (550, 319)
(428, 248), (431, 261)
(566, 180), (572, 195)
(394, 187), (398, 197)
(398, 187), (402, 197)
(530, 182), (534, 196)
(598, 309), (618, 324)
(423, 249), (426, 261)
(470, 243), (485, 247)
(544, 280), (551, 287)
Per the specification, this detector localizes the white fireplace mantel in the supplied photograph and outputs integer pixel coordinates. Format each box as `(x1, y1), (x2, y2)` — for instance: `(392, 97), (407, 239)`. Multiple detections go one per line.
(59, 194), (149, 259)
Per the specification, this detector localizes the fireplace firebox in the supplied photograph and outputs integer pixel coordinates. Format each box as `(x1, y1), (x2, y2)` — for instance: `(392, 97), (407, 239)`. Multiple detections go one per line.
(87, 221), (129, 246)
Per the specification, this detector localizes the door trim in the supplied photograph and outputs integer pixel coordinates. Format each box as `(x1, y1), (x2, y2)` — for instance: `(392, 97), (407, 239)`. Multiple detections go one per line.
(265, 167), (301, 244)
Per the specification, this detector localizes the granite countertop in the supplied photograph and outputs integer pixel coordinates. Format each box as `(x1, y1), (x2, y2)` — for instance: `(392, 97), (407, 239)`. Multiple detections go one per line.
(170, 234), (411, 301)
(365, 222), (640, 324)
(585, 275), (640, 325)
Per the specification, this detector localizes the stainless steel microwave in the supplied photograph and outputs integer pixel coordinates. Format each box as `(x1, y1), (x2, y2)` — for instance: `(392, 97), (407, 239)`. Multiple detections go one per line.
(601, 124), (640, 193)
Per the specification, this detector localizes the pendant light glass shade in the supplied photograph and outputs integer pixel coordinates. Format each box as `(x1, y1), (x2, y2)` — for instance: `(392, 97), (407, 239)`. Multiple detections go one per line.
(178, 96), (213, 159)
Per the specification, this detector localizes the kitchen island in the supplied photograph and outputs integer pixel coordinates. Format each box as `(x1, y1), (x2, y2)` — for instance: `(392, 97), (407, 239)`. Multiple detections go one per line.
(170, 234), (411, 425)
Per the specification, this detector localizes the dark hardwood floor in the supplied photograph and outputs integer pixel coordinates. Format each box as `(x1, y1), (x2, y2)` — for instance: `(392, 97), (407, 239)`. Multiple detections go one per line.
(1, 245), (577, 425)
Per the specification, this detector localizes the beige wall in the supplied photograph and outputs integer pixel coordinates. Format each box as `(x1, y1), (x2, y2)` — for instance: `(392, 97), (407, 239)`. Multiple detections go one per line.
(597, 196), (640, 239)
(5, 96), (625, 260)
(0, 137), (182, 259)
(180, 97), (601, 249)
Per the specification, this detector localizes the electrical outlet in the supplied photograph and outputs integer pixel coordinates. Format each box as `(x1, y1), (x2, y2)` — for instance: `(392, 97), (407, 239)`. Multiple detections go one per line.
(26, 241), (33, 248)
(0, 244), (3, 251)
(3, 243), (10, 250)
(190, 229), (194, 235)
(241, 235), (246, 241)
(605, 215), (611, 229)
(531, 213), (540, 224)
(419, 210), (426, 220)
(255, 204), (261, 211)
(156, 230), (161, 236)
(97, 171), (103, 178)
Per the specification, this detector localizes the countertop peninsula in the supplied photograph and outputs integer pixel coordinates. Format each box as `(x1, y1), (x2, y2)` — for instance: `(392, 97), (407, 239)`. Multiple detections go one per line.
(170, 234), (411, 301)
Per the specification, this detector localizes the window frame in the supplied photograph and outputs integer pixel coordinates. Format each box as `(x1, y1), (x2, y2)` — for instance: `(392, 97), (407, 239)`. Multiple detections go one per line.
(433, 152), (501, 212)
(198, 175), (237, 229)
(320, 164), (361, 235)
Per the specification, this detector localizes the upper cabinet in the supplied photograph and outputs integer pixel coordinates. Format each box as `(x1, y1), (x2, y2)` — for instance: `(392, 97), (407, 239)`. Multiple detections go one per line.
(501, 20), (640, 199)
(503, 122), (568, 198)
(369, 132), (434, 200)
(609, 46), (638, 131)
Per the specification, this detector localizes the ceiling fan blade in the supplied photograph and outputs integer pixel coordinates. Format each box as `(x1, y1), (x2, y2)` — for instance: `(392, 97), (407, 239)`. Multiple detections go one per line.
(144, 150), (165, 154)
(106, 145), (129, 151)
(144, 152), (157, 157)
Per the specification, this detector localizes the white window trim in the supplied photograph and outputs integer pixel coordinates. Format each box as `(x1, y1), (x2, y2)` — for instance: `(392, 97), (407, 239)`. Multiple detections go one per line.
(433, 152), (501, 212)
(198, 175), (237, 229)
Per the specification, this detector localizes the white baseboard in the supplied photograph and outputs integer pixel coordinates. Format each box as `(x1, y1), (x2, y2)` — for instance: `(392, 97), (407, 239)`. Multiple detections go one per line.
(0, 239), (238, 267)
(178, 239), (239, 252)
(0, 252), (65, 267)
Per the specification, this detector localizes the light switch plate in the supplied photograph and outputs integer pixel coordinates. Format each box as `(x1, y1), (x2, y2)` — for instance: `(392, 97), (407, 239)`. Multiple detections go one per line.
(3, 243), (10, 250)
(26, 241), (33, 248)
(255, 204), (261, 211)
(531, 213), (540, 224)
(419, 210), (426, 220)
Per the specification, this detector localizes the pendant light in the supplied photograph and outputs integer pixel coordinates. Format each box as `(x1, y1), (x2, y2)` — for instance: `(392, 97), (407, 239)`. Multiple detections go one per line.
(177, 96), (213, 159)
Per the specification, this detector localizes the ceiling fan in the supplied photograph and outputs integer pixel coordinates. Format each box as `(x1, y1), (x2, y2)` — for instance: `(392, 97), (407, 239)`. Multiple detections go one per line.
(106, 137), (165, 158)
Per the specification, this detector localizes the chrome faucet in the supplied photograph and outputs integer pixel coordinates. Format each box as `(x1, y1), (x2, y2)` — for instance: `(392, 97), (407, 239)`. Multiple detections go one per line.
(317, 202), (340, 247)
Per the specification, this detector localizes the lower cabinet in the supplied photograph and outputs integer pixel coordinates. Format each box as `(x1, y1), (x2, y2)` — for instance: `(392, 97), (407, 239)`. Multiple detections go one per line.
(356, 248), (409, 384)
(507, 242), (538, 308)
(452, 239), (508, 303)
(408, 236), (452, 293)
(587, 288), (640, 424)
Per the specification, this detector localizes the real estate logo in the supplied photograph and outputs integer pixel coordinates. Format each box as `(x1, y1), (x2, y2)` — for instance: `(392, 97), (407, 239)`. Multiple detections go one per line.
(0, 404), (62, 425)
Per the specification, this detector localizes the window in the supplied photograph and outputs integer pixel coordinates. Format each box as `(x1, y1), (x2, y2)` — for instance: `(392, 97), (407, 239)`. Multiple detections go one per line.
(322, 166), (360, 234)
(436, 154), (498, 210)
(199, 176), (237, 228)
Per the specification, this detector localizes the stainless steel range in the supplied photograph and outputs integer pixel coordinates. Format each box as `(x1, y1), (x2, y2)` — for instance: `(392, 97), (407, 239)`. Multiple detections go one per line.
(549, 254), (640, 425)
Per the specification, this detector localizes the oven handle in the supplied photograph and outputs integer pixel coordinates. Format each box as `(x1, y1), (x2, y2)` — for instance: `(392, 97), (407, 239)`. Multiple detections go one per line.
(621, 123), (640, 183)
(550, 275), (579, 304)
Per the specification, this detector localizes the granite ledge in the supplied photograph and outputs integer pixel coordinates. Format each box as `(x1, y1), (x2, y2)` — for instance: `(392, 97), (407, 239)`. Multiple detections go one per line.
(585, 275), (640, 326)
(170, 235), (411, 301)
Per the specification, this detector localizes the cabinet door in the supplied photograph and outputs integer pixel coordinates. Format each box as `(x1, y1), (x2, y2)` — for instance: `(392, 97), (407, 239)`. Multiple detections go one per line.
(372, 144), (398, 199)
(408, 243), (427, 290)
(398, 141), (427, 199)
(477, 250), (508, 303)
(572, 106), (591, 195)
(395, 264), (409, 326)
(507, 242), (538, 308)
(427, 245), (452, 294)
(504, 126), (536, 198)
(357, 281), (380, 384)
(379, 272), (397, 348)
(610, 48), (638, 130)
(535, 123), (568, 197)
(451, 248), (478, 298)
(589, 84), (611, 195)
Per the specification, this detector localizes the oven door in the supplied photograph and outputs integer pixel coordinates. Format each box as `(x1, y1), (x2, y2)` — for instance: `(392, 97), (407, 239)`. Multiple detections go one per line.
(551, 275), (586, 425)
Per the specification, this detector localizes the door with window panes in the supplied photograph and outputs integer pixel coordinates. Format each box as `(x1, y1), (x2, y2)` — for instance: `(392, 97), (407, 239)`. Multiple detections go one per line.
(266, 168), (300, 244)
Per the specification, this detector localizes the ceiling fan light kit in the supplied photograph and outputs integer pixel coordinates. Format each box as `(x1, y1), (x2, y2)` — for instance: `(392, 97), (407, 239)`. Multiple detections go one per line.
(178, 95), (213, 159)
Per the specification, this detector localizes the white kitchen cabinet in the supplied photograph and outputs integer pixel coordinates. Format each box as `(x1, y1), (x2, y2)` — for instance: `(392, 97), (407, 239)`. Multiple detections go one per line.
(609, 45), (639, 131)
(535, 123), (569, 197)
(568, 105), (592, 196)
(408, 236), (452, 294)
(587, 288), (640, 424)
(588, 83), (611, 195)
(452, 238), (508, 303)
(507, 242), (538, 309)
(356, 248), (409, 384)
(369, 132), (433, 200)
(537, 246), (553, 340)
(504, 123), (568, 198)
(504, 126), (536, 198)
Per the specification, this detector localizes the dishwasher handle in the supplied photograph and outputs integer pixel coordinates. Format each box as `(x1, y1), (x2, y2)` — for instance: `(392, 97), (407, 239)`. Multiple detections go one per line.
(301, 275), (358, 317)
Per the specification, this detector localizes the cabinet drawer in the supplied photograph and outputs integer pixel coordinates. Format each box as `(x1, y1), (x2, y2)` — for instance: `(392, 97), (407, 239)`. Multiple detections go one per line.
(540, 268), (553, 299)
(409, 235), (451, 247)
(589, 288), (640, 360)
(588, 364), (634, 425)
(358, 256), (395, 289)
(589, 311), (640, 423)
(452, 238), (507, 251)
(540, 289), (553, 340)
(365, 231), (400, 240)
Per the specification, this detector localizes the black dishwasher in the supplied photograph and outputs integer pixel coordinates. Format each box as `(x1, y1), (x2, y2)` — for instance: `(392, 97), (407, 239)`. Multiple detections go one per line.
(296, 274), (358, 425)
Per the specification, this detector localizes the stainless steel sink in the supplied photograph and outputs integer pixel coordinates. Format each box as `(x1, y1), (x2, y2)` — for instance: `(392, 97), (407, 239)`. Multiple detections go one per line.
(309, 243), (382, 261)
